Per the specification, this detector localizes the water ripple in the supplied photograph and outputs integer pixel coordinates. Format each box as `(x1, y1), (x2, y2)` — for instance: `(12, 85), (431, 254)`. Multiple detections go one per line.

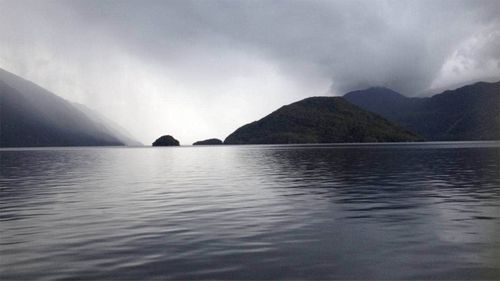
(1, 142), (499, 280)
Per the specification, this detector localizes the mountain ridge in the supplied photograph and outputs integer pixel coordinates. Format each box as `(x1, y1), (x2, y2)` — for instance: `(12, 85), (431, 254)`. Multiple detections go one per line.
(343, 81), (500, 140)
(0, 68), (139, 147)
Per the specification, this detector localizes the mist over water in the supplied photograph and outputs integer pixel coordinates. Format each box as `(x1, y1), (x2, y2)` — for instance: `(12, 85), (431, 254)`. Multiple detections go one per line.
(1, 143), (499, 280)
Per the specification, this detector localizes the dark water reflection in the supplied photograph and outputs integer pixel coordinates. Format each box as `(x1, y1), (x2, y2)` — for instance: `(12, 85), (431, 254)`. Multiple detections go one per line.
(1, 142), (499, 280)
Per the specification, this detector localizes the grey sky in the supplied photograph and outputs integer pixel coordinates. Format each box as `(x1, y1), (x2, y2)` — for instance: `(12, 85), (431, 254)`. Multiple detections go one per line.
(1, 0), (499, 144)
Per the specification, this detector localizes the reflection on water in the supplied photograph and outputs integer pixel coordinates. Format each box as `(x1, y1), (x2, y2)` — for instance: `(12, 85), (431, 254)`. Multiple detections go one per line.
(1, 142), (499, 280)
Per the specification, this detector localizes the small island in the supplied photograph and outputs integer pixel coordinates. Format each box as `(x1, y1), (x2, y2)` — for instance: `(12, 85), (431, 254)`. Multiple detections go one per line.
(193, 138), (223, 145)
(152, 135), (180, 146)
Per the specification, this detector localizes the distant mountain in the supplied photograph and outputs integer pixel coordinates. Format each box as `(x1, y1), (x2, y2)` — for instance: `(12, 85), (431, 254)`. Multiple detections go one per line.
(344, 82), (500, 140)
(343, 87), (423, 121)
(0, 68), (136, 147)
(72, 103), (142, 146)
(224, 97), (422, 144)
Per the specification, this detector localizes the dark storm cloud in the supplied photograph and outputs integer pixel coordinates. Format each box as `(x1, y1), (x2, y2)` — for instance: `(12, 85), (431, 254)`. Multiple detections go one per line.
(3, 0), (500, 93)
(61, 0), (500, 94)
(1, 0), (499, 143)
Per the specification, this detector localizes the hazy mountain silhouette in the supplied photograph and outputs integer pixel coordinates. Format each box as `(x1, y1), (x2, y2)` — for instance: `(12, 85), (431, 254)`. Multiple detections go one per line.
(344, 81), (500, 140)
(0, 68), (137, 147)
(224, 97), (422, 144)
(72, 103), (142, 146)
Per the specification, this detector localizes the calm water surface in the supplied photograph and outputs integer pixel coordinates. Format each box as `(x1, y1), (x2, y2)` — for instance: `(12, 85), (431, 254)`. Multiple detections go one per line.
(1, 142), (499, 280)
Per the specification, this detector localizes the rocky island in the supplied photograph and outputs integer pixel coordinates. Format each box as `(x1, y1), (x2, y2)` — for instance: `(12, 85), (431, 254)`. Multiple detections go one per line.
(152, 135), (180, 146)
(193, 138), (223, 145)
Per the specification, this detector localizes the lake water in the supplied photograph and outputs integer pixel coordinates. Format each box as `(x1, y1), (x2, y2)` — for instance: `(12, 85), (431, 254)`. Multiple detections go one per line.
(1, 142), (499, 280)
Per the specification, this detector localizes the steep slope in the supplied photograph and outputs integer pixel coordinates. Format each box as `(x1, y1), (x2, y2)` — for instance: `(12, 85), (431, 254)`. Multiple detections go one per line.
(73, 103), (142, 146)
(0, 68), (125, 147)
(224, 97), (422, 144)
(344, 82), (500, 140)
